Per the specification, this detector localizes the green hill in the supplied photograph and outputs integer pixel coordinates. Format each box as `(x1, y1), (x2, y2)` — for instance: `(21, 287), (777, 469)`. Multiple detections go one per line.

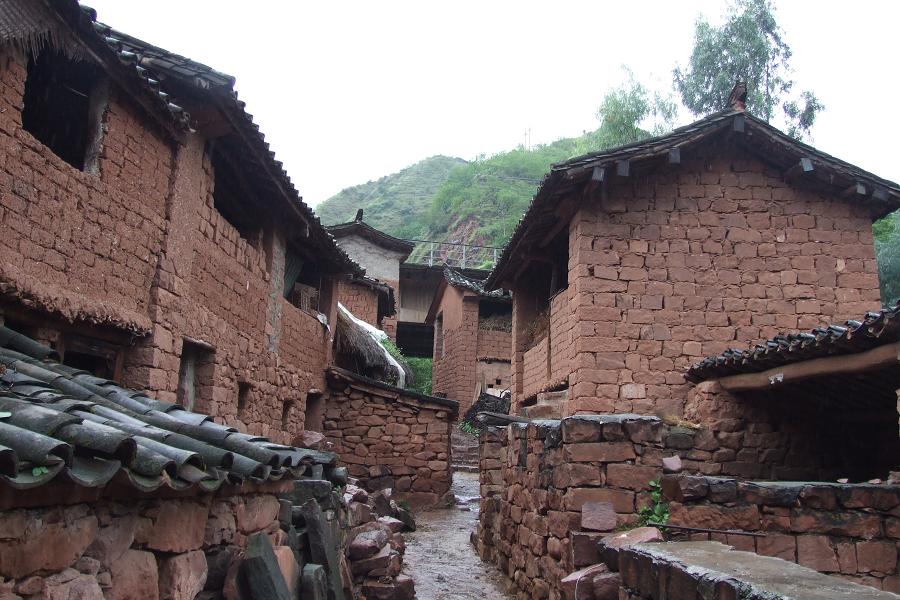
(314, 155), (468, 239)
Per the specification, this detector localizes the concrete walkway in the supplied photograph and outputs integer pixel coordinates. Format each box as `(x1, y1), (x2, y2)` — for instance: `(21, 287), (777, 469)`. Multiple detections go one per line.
(402, 472), (512, 599)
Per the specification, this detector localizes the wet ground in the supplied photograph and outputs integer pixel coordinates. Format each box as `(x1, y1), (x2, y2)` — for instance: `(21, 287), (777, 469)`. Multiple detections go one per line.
(402, 472), (512, 599)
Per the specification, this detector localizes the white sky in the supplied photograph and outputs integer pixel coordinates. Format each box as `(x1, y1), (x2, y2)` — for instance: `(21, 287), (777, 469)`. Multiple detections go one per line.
(84, 0), (900, 207)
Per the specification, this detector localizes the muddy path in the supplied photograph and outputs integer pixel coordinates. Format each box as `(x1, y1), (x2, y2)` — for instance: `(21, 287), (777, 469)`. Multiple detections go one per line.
(402, 472), (512, 599)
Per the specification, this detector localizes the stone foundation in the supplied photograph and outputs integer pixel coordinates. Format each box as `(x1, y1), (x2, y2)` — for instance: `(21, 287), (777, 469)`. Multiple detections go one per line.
(324, 367), (457, 507)
(476, 415), (700, 599)
(663, 474), (900, 592)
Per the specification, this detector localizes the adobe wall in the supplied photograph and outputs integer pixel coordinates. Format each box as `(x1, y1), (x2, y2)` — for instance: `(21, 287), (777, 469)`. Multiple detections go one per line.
(0, 47), (338, 445)
(0, 48), (172, 333)
(662, 475), (900, 592)
(560, 140), (881, 416)
(431, 287), (479, 415)
(323, 369), (456, 507)
(337, 279), (380, 328)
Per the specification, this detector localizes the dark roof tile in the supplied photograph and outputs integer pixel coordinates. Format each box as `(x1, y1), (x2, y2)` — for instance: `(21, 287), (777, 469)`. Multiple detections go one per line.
(0, 326), (336, 492)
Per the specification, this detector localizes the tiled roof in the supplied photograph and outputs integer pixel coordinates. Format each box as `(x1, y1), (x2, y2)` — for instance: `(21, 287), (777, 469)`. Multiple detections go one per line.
(444, 267), (510, 300)
(328, 220), (415, 258)
(0, 326), (336, 492)
(685, 303), (900, 383)
(485, 110), (900, 290)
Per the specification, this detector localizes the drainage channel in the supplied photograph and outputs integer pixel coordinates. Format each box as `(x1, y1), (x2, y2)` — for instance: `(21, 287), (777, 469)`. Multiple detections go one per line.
(401, 471), (512, 599)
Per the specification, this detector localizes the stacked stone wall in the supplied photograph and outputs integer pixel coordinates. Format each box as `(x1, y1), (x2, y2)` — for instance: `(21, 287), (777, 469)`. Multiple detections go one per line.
(476, 416), (700, 599)
(663, 474), (900, 592)
(324, 370), (455, 507)
(0, 487), (290, 599)
(516, 139), (882, 416)
(476, 327), (511, 361)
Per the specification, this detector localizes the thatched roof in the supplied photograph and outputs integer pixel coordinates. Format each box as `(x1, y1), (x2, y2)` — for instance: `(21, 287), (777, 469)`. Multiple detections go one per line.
(333, 305), (411, 387)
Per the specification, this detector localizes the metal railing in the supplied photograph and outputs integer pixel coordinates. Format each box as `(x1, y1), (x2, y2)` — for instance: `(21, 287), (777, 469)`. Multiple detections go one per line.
(404, 239), (504, 269)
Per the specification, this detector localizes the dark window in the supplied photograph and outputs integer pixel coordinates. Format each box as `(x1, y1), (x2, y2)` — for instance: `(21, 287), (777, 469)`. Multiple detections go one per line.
(210, 144), (263, 245)
(177, 340), (214, 412)
(237, 380), (251, 415)
(58, 334), (123, 380)
(281, 399), (295, 431)
(22, 50), (104, 171)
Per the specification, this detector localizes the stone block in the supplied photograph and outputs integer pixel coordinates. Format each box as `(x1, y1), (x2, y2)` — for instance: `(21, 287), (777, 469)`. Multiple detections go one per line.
(107, 550), (159, 600)
(797, 535), (839, 572)
(301, 564), (327, 600)
(856, 540), (898, 574)
(598, 527), (663, 571)
(238, 532), (291, 600)
(158, 550), (208, 600)
(564, 442), (635, 463)
(570, 531), (605, 567)
(143, 500), (207, 553)
(581, 502), (617, 532)
(0, 509), (98, 579)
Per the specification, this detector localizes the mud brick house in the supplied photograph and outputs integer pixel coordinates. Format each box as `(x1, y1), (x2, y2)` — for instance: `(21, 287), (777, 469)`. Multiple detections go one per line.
(485, 107), (900, 418)
(426, 267), (511, 416)
(0, 0), (366, 444)
(328, 213), (414, 339)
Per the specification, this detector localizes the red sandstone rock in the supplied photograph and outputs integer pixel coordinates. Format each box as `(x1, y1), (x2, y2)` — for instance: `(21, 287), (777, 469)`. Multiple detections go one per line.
(361, 574), (415, 600)
(158, 550), (207, 600)
(107, 550), (159, 600)
(348, 529), (389, 560)
(377, 516), (405, 534)
(856, 540), (898, 574)
(797, 535), (839, 572)
(0, 509), (97, 579)
(292, 430), (325, 449)
(592, 571), (621, 600)
(598, 527), (663, 571)
(234, 495), (280, 534)
(661, 455), (683, 473)
(561, 564), (608, 600)
(43, 573), (104, 600)
(272, 546), (300, 598)
(581, 502), (617, 532)
(141, 501), (207, 553)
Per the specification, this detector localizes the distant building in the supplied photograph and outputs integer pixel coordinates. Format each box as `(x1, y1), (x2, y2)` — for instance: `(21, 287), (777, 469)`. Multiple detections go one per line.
(427, 268), (512, 416)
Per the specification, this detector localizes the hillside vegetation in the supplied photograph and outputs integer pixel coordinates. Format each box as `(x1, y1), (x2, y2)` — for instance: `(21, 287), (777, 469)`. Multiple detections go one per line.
(314, 155), (466, 239)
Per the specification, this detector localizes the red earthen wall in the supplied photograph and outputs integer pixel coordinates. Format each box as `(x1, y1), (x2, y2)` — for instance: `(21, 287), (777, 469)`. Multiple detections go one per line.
(337, 279), (380, 328)
(0, 47), (336, 445)
(431, 287), (479, 415)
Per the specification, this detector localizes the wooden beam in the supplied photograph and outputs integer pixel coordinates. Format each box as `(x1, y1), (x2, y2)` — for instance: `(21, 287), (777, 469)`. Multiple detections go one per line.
(668, 148), (681, 165)
(842, 182), (867, 199)
(717, 341), (900, 393)
(616, 160), (630, 177)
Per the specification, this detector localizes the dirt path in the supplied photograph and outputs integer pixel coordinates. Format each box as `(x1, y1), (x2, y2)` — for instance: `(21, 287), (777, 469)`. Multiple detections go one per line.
(402, 472), (512, 599)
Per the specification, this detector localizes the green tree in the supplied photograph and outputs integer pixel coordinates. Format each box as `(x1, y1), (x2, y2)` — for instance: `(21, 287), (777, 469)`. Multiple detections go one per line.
(673, 0), (822, 139)
(875, 211), (900, 305)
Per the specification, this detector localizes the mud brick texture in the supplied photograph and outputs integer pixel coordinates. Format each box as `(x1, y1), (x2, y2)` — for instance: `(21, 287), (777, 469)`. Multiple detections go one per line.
(508, 139), (882, 417)
(663, 474), (900, 593)
(324, 370), (455, 507)
(0, 47), (339, 445)
(476, 415), (707, 600)
(337, 279), (380, 328)
(432, 286), (511, 417)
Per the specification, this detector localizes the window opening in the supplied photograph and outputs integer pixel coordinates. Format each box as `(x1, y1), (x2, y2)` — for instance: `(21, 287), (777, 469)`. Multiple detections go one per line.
(281, 399), (295, 431)
(177, 340), (214, 412)
(22, 49), (104, 171)
(237, 380), (251, 415)
(210, 144), (263, 245)
(57, 334), (123, 380)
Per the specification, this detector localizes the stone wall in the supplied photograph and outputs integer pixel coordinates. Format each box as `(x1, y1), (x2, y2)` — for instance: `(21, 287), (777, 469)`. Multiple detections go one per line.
(476, 327), (511, 362)
(476, 416), (701, 599)
(0, 486), (291, 599)
(323, 368), (457, 507)
(514, 139), (882, 417)
(663, 474), (900, 592)
(614, 541), (896, 600)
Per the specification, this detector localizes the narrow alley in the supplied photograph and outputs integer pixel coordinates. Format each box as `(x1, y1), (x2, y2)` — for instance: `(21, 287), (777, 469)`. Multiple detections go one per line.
(402, 472), (512, 599)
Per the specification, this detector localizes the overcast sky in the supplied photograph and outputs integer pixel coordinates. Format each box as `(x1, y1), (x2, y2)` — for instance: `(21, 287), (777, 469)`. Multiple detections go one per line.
(85, 1), (900, 207)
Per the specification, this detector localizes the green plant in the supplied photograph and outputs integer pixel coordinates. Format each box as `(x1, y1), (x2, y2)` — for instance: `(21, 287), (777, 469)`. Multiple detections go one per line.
(637, 479), (669, 527)
(459, 421), (480, 437)
(379, 338), (433, 395)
